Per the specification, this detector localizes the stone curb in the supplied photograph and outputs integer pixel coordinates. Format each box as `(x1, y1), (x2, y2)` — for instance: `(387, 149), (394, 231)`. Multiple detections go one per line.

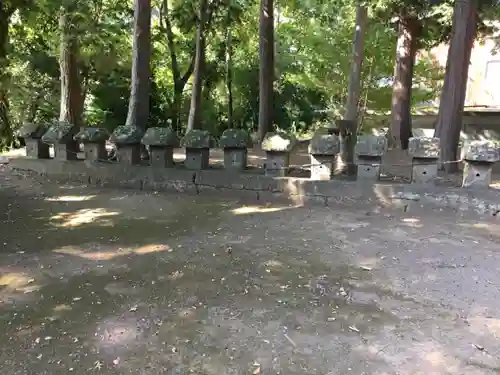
(8, 158), (500, 215)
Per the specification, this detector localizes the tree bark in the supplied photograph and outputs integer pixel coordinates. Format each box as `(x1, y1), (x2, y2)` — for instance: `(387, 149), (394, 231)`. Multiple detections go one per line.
(388, 16), (419, 150)
(125, 0), (152, 130)
(161, 0), (195, 131)
(225, 8), (234, 128)
(186, 0), (208, 132)
(58, 6), (83, 126)
(341, 4), (367, 174)
(0, 5), (13, 150)
(258, 0), (274, 142)
(434, 0), (477, 173)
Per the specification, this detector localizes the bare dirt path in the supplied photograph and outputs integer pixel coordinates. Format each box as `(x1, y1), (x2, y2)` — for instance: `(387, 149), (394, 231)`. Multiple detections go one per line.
(0, 166), (500, 374)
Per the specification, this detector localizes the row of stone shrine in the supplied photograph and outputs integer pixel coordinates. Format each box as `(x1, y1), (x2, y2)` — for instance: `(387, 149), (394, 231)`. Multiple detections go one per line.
(19, 122), (500, 189)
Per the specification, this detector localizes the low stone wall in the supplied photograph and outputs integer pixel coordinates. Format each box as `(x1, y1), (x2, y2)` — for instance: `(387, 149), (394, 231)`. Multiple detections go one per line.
(9, 157), (500, 215)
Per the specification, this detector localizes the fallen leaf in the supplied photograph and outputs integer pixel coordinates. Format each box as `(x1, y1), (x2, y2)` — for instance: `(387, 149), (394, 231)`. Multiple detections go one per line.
(113, 358), (120, 365)
(349, 325), (360, 333)
(360, 266), (372, 271)
(129, 305), (138, 312)
(253, 366), (261, 375)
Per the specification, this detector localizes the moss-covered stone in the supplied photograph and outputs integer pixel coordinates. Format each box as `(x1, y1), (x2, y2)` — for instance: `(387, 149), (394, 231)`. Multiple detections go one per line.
(308, 133), (340, 155)
(180, 130), (216, 148)
(41, 121), (77, 144)
(19, 122), (48, 139)
(74, 127), (110, 143)
(261, 132), (296, 152)
(109, 125), (144, 145)
(141, 127), (179, 147)
(219, 129), (251, 149)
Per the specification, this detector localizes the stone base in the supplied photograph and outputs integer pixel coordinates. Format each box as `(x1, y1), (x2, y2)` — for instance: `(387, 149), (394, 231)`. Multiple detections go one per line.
(411, 159), (438, 184)
(83, 142), (107, 162)
(25, 139), (50, 159)
(356, 157), (381, 180)
(462, 161), (493, 188)
(150, 146), (174, 168)
(265, 151), (290, 177)
(54, 142), (78, 161)
(223, 148), (247, 171)
(185, 148), (209, 170)
(116, 144), (141, 165)
(310, 154), (334, 180)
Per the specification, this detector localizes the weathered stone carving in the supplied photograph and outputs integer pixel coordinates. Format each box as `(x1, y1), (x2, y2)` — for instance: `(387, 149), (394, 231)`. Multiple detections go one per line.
(262, 132), (296, 177)
(354, 135), (387, 180)
(141, 127), (179, 168)
(74, 127), (110, 162)
(308, 133), (340, 180)
(220, 129), (251, 171)
(109, 125), (144, 165)
(19, 122), (50, 159)
(408, 137), (440, 184)
(41, 121), (79, 161)
(180, 130), (216, 170)
(462, 140), (499, 189)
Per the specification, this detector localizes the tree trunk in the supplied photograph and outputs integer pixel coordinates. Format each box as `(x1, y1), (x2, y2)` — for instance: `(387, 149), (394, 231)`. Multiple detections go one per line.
(258, 0), (274, 142)
(388, 16), (419, 150)
(341, 4), (367, 175)
(225, 9), (234, 128)
(0, 5), (13, 150)
(58, 6), (83, 126)
(125, 0), (152, 130)
(186, 0), (208, 132)
(434, 0), (477, 173)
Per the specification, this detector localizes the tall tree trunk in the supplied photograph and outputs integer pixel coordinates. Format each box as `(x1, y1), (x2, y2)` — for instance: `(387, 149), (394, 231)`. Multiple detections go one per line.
(58, 6), (83, 126)
(187, 0), (208, 132)
(0, 5), (13, 150)
(388, 16), (419, 150)
(225, 9), (234, 128)
(341, 3), (367, 174)
(161, 0), (195, 131)
(258, 0), (274, 142)
(125, 0), (152, 130)
(434, 0), (477, 173)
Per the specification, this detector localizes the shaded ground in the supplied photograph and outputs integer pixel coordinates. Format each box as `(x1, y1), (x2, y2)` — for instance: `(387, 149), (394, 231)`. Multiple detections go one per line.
(1, 166), (500, 374)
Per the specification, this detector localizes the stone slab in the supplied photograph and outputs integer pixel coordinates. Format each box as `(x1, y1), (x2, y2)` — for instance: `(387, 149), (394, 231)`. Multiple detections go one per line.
(357, 164), (381, 180)
(223, 148), (247, 171)
(116, 144), (141, 165)
(308, 134), (340, 156)
(464, 140), (500, 163)
(25, 139), (50, 159)
(310, 154), (334, 180)
(54, 142), (79, 161)
(185, 148), (209, 170)
(264, 151), (290, 177)
(83, 143), (107, 162)
(412, 164), (438, 184)
(355, 135), (387, 157)
(462, 162), (493, 189)
(150, 146), (174, 168)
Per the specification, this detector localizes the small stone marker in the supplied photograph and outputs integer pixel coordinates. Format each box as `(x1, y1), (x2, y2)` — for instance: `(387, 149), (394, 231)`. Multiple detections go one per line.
(308, 133), (340, 180)
(219, 129), (251, 171)
(109, 126), (144, 165)
(74, 127), (110, 162)
(261, 132), (296, 177)
(41, 121), (79, 161)
(462, 140), (499, 189)
(180, 130), (215, 170)
(408, 137), (440, 184)
(354, 135), (387, 180)
(19, 122), (50, 159)
(141, 127), (179, 168)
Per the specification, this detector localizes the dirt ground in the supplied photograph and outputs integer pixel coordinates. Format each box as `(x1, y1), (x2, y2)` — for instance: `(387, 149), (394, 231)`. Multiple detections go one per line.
(1, 165), (500, 374)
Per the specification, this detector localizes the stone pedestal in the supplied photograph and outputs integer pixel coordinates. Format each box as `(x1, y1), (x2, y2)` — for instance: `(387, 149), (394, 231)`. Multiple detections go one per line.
(310, 154), (334, 180)
(223, 148), (247, 171)
(83, 143), (107, 162)
(355, 135), (387, 181)
(308, 133), (340, 180)
(261, 132), (296, 177)
(185, 148), (209, 170)
(462, 141), (499, 189)
(54, 142), (79, 161)
(265, 151), (290, 177)
(25, 139), (50, 159)
(408, 137), (440, 184)
(116, 144), (141, 165)
(150, 146), (174, 168)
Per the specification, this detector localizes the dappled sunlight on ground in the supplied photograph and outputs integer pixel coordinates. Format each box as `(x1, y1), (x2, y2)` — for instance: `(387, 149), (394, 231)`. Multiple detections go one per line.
(53, 243), (171, 261)
(231, 204), (298, 215)
(45, 195), (96, 202)
(50, 208), (121, 228)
